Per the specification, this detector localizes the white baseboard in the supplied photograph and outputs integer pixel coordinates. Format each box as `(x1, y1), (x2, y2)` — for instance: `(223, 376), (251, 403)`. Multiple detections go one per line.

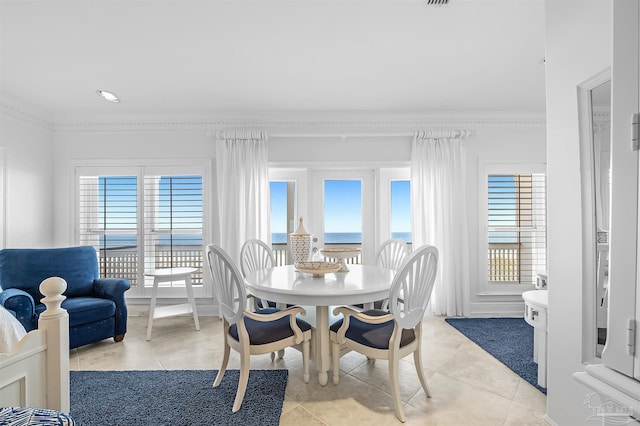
(468, 301), (525, 318)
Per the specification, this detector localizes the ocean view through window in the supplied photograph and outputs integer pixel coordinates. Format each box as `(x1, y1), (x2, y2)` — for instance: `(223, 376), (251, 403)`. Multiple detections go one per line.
(270, 178), (411, 245)
(391, 180), (411, 243)
(78, 168), (205, 289)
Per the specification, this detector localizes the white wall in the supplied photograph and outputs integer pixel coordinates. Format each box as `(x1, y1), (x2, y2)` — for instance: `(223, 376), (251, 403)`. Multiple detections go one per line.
(544, 1), (612, 424)
(0, 113), (54, 247)
(465, 125), (547, 316)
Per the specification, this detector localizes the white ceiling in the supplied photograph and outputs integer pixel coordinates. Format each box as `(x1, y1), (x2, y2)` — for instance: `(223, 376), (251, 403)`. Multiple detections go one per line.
(0, 0), (546, 122)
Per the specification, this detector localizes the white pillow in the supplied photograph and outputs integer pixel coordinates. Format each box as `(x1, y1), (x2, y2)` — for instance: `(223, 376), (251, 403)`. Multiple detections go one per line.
(0, 305), (27, 353)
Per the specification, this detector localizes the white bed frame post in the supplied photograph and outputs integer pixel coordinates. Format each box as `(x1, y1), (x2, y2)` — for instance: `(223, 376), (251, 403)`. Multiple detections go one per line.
(38, 277), (70, 413)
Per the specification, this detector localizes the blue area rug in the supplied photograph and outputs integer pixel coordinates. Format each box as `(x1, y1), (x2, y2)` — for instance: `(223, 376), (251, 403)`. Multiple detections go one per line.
(70, 369), (288, 426)
(444, 317), (546, 394)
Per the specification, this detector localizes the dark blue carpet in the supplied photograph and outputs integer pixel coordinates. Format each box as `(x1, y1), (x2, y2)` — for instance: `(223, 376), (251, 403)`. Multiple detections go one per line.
(70, 369), (288, 426)
(444, 317), (546, 394)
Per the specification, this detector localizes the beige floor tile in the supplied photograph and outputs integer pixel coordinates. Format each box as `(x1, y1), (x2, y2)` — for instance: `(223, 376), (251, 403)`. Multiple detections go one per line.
(347, 356), (426, 403)
(407, 373), (512, 425)
(512, 378), (547, 412)
(299, 374), (401, 425)
(279, 405), (327, 425)
(437, 340), (521, 400)
(504, 400), (548, 426)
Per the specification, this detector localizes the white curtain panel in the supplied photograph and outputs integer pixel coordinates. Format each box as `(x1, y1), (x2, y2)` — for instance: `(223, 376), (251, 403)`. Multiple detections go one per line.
(411, 130), (471, 316)
(215, 130), (271, 264)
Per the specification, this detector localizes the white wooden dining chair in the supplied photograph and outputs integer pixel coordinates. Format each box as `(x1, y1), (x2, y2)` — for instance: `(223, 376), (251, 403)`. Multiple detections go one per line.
(376, 238), (409, 271)
(330, 245), (438, 423)
(239, 239), (276, 310)
(206, 244), (311, 413)
(352, 238), (409, 311)
(375, 238), (409, 310)
(239, 239), (286, 360)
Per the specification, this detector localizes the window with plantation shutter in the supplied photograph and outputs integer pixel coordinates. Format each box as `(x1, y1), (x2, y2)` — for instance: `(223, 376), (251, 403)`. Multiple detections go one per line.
(77, 164), (208, 298)
(487, 173), (546, 284)
(143, 175), (204, 287)
(79, 175), (139, 285)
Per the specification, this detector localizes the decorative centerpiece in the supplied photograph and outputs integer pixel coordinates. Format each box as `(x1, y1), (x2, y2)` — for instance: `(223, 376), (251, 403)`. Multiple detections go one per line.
(289, 217), (312, 264)
(294, 261), (342, 277)
(320, 247), (362, 272)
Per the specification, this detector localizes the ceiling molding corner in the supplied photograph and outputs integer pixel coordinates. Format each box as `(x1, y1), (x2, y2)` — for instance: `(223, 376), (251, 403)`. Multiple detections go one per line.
(0, 99), (54, 131)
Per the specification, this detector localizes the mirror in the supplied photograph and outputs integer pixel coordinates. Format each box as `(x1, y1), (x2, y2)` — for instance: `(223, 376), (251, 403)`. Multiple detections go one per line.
(579, 69), (611, 362)
(592, 80), (611, 357)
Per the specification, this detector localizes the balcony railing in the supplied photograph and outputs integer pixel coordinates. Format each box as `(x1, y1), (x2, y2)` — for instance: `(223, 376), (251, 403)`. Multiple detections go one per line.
(272, 242), (364, 266)
(488, 243), (520, 282)
(98, 246), (204, 287)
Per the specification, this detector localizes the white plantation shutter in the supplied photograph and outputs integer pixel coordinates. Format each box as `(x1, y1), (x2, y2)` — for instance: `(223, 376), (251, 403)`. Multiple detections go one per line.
(78, 175), (139, 285)
(77, 165), (207, 295)
(143, 174), (204, 287)
(487, 173), (546, 284)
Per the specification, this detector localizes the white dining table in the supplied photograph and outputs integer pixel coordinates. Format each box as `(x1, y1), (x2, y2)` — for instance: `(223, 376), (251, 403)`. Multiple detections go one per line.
(244, 264), (395, 385)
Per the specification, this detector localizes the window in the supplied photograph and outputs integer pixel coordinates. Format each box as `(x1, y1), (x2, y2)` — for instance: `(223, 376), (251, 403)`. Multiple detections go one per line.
(79, 175), (138, 284)
(487, 172), (546, 285)
(379, 167), (411, 249)
(143, 175), (203, 285)
(390, 180), (411, 244)
(77, 164), (207, 297)
(270, 180), (295, 265)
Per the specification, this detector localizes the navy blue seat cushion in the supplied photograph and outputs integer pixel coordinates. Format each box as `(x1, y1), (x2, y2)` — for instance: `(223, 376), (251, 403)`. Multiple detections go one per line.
(229, 308), (312, 345)
(330, 309), (415, 350)
(35, 297), (116, 328)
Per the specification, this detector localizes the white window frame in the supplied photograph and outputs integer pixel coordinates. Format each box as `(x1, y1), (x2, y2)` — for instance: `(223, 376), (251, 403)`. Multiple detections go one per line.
(269, 168), (309, 236)
(73, 159), (211, 300)
(479, 162), (546, 295)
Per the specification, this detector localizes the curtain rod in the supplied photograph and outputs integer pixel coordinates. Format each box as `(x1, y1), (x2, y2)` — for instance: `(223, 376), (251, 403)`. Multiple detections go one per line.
(269, 132), (414, 138)
(207, 130), (478, 139)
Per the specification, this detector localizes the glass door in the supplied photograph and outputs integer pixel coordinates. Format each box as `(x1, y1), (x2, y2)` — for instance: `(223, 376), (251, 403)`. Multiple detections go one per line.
(310, 170), (375, 265)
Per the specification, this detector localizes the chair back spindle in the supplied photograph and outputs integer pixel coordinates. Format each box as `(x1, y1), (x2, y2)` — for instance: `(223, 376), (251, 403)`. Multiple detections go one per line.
(376, 238), (409, 271)
(389, 245), (438, 330)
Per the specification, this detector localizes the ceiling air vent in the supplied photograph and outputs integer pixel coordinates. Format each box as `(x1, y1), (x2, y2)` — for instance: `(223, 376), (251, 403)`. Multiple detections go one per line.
(427, 0), (449, 5)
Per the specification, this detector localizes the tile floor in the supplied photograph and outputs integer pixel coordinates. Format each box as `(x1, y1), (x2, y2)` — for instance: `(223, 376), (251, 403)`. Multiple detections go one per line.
(69, 314), (548, 425)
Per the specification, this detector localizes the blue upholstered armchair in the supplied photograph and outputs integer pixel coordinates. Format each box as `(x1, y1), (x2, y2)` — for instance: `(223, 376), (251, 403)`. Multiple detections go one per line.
(0, 246), (130, 349)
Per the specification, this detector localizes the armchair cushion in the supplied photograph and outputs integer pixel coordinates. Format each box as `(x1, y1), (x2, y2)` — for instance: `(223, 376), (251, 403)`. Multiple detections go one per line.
(229, 307), (312, 345)
(330, 309), (415, 349)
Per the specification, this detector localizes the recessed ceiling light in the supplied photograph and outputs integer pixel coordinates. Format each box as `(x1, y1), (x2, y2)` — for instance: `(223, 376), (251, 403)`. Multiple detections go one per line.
(97, 90), (120, 103)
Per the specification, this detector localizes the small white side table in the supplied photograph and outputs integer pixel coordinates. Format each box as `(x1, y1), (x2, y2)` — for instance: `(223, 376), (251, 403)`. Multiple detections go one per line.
(145, 267), (200, 341)
(522, 289), (548, 387)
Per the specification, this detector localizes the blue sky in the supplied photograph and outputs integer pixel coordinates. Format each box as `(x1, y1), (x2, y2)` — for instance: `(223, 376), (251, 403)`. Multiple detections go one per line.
(270, 179), (411, 234)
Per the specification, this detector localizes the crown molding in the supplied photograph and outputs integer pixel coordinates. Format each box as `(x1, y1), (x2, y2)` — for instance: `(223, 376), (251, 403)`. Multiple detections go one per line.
(0, 97), (546, 133)
(0, 98), (54, 131)
(51, 113), (546, 133)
